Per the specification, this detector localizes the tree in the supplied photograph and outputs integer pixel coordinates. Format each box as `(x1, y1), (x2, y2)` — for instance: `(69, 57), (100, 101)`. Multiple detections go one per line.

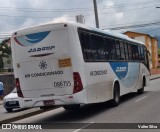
(158, 48), (160, 55)
(0, 38), (11, 70)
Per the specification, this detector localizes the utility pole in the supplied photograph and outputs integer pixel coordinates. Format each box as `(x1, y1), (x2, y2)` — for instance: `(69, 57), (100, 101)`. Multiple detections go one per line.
(93, 0), (99, 28)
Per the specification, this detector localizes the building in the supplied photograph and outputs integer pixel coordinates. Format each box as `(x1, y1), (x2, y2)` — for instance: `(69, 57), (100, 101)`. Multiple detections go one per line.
(124, 31), (158, 69)
(158, 49), (160, 68)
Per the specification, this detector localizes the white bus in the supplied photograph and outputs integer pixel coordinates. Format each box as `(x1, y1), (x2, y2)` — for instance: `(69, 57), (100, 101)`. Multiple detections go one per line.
(11, 22), (150, 110)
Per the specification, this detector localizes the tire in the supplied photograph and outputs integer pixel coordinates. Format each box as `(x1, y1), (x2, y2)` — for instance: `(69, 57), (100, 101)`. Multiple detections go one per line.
(63, 104), (80, 110)
(111, 83), (120, 107)
(40, 106), (55, 110)
(137, 78), (145, 94)
(6, 108), (13, 112)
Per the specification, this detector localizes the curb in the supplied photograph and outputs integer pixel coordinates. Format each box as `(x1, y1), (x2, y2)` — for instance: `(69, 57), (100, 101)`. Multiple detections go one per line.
(150, 77), (160, 80)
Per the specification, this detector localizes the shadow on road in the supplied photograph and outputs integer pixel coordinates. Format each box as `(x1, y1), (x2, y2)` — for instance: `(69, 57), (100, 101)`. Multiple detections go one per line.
(4, 108), (30, 113)
(120, 91), (149, 104)
(37, 91), (150, 123)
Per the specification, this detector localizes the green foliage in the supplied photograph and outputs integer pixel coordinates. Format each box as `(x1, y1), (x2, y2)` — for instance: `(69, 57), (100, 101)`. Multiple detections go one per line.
(0, 38), (11, 70)
(0, 58), (4, 69)
(158, 49), (160, 54)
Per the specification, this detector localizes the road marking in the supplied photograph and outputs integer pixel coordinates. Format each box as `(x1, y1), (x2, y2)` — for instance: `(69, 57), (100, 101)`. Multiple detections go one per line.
(135, 96), (148, 103)
(73, 122), (94, 132)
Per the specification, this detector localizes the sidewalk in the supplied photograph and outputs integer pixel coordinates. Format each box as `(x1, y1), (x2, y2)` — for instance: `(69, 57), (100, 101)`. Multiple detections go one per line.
(0, 74), (160, 106)
(150, 74), (160, 80)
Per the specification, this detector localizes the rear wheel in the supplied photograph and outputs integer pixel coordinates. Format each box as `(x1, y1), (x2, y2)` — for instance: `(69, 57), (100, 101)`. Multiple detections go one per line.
(137, 78), (145, 94)
(40, 106), (54, 110)
(6, 108), (13, 112)
(63, 104), (80, 110)
(111, 83), (120, 107)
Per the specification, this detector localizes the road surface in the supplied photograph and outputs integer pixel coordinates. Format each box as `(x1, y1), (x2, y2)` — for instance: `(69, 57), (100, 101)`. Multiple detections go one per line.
(2, 78), (158, 132)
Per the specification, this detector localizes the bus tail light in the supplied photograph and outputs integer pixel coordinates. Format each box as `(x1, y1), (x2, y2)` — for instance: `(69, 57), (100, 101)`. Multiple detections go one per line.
(73, 72), (83, 94)
(16, 78), (24, 98)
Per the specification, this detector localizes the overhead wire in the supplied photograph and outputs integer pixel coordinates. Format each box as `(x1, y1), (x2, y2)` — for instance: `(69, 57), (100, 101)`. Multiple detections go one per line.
(101, 19), (160, 28)
(0, 0), (159, 33)
(147, 27), (160, 33)
(0, 4), (156, 19)
(102, 21), (160, 30)
(85, 5), (156, 17)
(0, 0), (155, 12)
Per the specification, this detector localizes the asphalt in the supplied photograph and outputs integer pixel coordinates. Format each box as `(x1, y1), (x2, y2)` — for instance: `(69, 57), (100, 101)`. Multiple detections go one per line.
(13, 78), (160, 132)
(0, 74), (160, 123)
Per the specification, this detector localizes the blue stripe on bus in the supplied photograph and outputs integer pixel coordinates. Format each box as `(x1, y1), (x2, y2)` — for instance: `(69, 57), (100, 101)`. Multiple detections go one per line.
(109, 62), (140, 88)
(15, 31), (50, 47)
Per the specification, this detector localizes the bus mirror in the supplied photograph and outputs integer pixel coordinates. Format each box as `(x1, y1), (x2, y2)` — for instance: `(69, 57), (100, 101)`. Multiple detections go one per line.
(147, 50), (150, 56)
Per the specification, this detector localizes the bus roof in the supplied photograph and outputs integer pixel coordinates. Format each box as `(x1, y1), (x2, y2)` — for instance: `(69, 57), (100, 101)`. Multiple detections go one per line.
(12, 21), (144, 45)
(68, 22), (145, 45)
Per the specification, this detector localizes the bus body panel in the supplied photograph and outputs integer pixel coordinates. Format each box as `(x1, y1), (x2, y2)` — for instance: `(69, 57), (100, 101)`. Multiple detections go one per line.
(84, 63), (112, 103)
(83, 62), (143, 103)
(12, 24), (75, 98)
(11, 22), (150, 108)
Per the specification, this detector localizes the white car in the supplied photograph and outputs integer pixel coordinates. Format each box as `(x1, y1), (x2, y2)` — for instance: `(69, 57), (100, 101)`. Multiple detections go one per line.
(3, 88), (34, 112)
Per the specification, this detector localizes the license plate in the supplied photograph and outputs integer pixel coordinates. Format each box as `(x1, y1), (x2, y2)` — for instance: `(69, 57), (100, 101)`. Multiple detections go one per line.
(43, 100), (55, 106)
(9, 101), (16, 104)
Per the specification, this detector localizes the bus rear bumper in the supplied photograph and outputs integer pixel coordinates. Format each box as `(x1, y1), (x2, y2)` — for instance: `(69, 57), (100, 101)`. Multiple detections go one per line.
(32, 89), (87, 107)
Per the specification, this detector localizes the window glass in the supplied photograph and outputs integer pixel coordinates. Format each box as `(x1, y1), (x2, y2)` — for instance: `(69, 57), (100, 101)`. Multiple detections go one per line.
(79, 31), (94, 61)
(134, 45), (139, 60)
(131, 44), (136, 60)
(138, 46), (142, 61)
(91, 34), (106, 61)
(131, 44), (139, 61)
(119, 41), (125, 60)
(140, 46), (145, 61)
(128, 44), (133, 60)
(124, 43), (129, 60)
(110, 39), (117, 60)
(78, 28), (146, 63)
(144, 47), (147, 65)
(115, 41), (121, 60)
(104, 38), (111, 60)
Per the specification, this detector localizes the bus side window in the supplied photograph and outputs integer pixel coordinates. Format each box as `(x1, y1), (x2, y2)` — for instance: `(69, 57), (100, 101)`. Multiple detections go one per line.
(105, 37), (111, 60)
(132, 45), (139, 61)
(79, 31), (94, 62)
(79, 31), (86, 58)
(143, 47), (150, 70)
(135, 45), (139, 61)
(131, 44), (136, 61)
(110, 39), (117, 60)
(138, 46), (142, 61)
(119, 41), (125, 60)
(98, 37), (106, 61)
(91, 34), (106, 61)
(115, 41), (121, 60)
(85, 33), (94, 61)
(124, 42), (129, 60)
(128, 44), (132, 61)
(140, 46), (145, 61)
